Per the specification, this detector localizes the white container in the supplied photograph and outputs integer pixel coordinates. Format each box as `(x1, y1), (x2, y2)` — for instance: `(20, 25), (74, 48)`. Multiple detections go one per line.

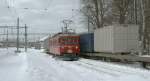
(94, 24), (139, 53)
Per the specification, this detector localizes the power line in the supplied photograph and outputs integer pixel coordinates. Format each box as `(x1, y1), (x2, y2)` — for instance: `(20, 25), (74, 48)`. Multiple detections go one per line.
(5, 0), (18, 19)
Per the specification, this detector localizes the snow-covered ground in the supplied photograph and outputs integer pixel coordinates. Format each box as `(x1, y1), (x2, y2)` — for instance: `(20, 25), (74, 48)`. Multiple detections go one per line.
(0, 48), (150, 81)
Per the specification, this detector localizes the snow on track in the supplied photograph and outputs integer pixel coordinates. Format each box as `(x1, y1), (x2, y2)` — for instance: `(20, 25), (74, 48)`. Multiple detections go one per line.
(0, 48), (150, 81)
(74, 59), (150, 79)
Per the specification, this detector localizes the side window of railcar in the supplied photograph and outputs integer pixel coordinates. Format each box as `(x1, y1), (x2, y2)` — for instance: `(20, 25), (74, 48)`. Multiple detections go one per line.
(61, 37), (78, 45)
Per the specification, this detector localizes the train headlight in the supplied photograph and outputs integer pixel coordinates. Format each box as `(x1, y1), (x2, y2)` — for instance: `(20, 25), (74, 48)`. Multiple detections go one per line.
(76, 46), (78, 49)
(67, 50), (72, 53)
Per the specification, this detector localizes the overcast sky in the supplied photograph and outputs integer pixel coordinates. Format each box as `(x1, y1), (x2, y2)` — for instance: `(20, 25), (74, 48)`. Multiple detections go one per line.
(0, 0), (86, 34)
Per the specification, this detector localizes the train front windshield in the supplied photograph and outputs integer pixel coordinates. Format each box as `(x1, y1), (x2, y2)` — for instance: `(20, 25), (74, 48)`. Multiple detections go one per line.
(60, 37), (79, 45)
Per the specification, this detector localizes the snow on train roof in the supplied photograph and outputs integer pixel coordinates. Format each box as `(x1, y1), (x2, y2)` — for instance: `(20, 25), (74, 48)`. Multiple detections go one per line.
(52, 32), (78, 38)
(40, 35), (50, 41)
(40, 32), (79, 41)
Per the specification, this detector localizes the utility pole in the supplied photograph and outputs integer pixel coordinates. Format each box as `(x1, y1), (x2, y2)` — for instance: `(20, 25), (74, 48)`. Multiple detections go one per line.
(4, 27), (6, 48)
(16, 17), (20, 53)
(25, 24), (27, 52)
(6, 26), (8, 49)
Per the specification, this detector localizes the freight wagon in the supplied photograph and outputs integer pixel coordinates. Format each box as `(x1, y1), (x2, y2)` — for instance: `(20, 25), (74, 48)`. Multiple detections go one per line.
(79, 25), (150, 69)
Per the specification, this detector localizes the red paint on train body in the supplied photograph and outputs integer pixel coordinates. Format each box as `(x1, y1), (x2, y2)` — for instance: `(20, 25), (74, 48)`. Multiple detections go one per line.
(49, 33), (80, 59)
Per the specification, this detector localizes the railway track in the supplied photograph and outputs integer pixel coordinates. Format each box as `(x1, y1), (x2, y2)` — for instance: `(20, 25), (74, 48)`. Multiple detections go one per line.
(46, 54), (150, 78)
(82, 53), (150, 70)
(73, 59), (150, 78)
(73, 61), (120, 77)
(51, 57), (119, 77)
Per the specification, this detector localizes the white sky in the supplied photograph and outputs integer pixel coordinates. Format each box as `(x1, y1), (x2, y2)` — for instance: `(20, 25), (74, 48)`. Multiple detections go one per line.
(0, 0), (86, 33)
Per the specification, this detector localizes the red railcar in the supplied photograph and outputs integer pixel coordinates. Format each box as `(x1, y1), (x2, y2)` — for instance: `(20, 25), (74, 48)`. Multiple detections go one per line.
(49, 33), (80, 60)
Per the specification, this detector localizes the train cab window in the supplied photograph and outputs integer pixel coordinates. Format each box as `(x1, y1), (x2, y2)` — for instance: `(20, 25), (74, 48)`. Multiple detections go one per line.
(60, 37), (79, 45)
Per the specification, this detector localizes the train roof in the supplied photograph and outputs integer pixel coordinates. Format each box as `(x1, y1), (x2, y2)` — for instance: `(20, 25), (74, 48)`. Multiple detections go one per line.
(51, 32), (78, 38)
(40, 35), (50, 41)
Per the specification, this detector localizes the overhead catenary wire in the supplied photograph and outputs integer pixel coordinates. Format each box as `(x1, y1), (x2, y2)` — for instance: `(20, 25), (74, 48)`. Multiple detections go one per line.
(2, 0), (61, 41)
(5, 0), (53, 24)
(5, 0), (19, 20)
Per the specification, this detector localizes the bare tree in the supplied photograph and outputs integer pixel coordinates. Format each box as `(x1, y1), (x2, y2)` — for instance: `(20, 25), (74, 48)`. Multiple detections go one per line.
(80, 0), (112, 30)
(93, 0), (101, 28)
(112, 0), (131, 24)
